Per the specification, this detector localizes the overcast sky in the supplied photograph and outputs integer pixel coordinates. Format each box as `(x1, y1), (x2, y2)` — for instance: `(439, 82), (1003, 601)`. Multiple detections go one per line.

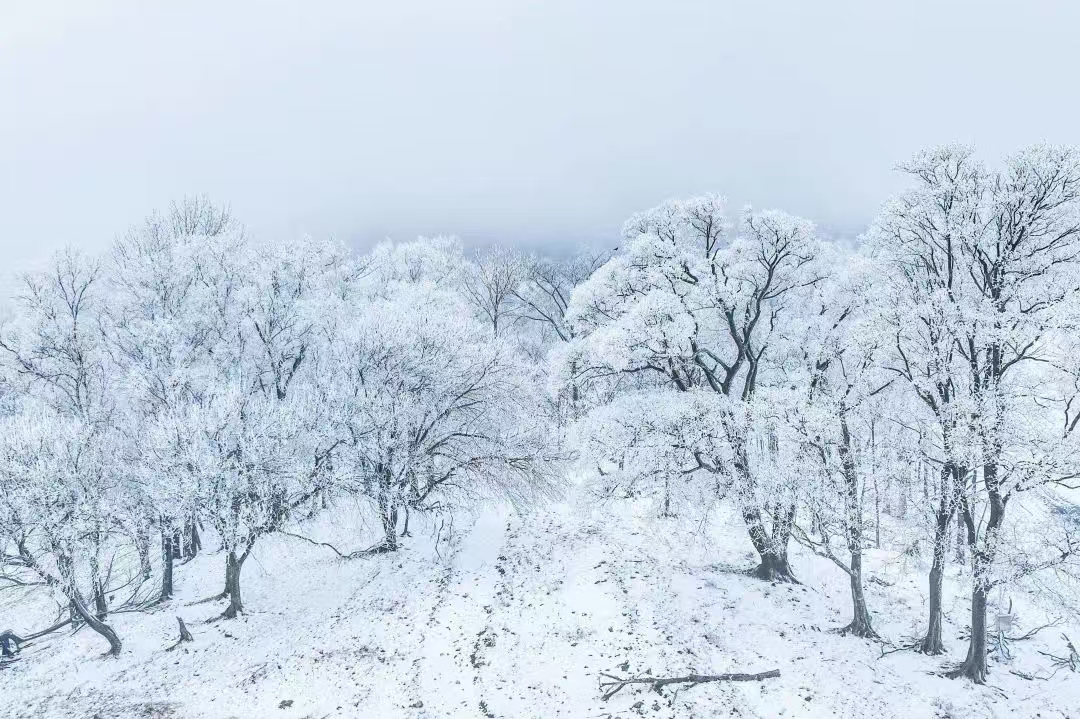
(3, 0), (1079, 284)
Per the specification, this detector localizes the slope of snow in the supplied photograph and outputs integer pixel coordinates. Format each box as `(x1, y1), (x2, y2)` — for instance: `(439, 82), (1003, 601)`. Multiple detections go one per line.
(2, 498), (1078, 719)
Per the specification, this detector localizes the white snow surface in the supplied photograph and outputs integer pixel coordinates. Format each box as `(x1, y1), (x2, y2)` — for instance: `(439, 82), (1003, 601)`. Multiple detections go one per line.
(2, 499), (1078, 719)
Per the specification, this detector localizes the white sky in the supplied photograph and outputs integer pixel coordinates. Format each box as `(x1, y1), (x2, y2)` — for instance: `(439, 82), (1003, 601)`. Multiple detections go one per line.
(3, 0), (1078, 283)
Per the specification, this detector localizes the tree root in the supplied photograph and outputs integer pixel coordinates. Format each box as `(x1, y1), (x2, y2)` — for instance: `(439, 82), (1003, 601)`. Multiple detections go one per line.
(749, 560), (799, 584)
(187, 591), (229, 606)
(834, 622), (880, 640)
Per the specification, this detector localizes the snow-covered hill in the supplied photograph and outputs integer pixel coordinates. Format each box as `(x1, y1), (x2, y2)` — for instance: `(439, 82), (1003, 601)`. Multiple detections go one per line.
(2, 500), (1078, 719)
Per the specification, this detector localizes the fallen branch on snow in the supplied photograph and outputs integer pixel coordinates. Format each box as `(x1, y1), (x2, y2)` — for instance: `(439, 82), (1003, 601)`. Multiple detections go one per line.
(1007, 619), (1064, 642)
(1036, 634), (1079, 674)
(279, 531), (393, 559)
(878, 638), (921, 658)
(598, 669), (781, 700)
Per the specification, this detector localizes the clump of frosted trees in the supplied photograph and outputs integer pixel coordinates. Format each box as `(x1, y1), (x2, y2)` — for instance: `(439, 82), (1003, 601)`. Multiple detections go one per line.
(0, 201), (562, 653)
(559, 144), (1080, 683)
(2, 145), (1079, 687)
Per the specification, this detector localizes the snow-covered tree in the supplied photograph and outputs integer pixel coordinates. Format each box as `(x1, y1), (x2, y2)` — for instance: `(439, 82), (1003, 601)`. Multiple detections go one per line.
(869, 143), (1080, 681)
(513, 248), (612, 344)
(0, 250), (133, 632)
(461, 246), (526, 338)
(146, 380), (326, 618)
(0, 407), (126, 655)
(785, 256), (893, 637)
(330, 240), (558, 552)
(107, 198), (246, 599)
(561, 196), (823, 580)
(865, 146), (985, 654)
(950, 144), (1080, 682)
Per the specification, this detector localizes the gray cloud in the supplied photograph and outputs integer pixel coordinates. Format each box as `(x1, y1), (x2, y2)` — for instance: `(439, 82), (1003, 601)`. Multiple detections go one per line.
(3, 0), (1078, 287)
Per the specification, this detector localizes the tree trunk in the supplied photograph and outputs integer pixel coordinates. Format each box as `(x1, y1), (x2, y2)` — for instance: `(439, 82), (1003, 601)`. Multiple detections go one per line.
(93, 581), (108, 621)
(836, 412), (875, 637)
(57, 553), (80, 628)
(920, 511), (949, 654)
(841, 551), (877, 637)
(381, 505), (400, 551)
(221, 551), (244, 619)
(949, 580), (989, 682)
(88, 550), (108, 620)
(873, 482), (881, 549)
(137, 526), (152, 581)
(69, 588), (122, 656)
(744, 506), (797, 582)
(954, 511), (966, 565)
(160, 528), (175, 601)
(661, 475), (674, 518)
(375, 466), (400, 552)
(951, 462), (1005, 684)
(920, 457), (961, 655)
(185, 519), (201, 558)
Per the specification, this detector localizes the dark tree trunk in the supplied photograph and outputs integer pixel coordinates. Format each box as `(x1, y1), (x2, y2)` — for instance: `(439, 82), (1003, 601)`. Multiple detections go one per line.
(160, 528), (175, 601)
(88, 550), (108, 621)
(753, 550), (797, 582)
(382, 505), (400, 551)
(920, 511), (949, 654)
(954, 490), (968, 565)
(950, 581), (989, 682)
(744, 506), (797, 582)
(185, 519), (201, 558)
(221, 551), (244, 619)
(56, 553), (81, 628)
(951, 462), (1004, 684)
(93, 581), (108, 621)
(841, 552), (877, 637)
(920, 458), (961, 655)
(69, 589), (122, 656)
(661, 475), (675, 518)
(375, 466), (400, 552)
(873, 482), (882, 549)
(729, 438), (797, 583)
(836, 412), (876, 637)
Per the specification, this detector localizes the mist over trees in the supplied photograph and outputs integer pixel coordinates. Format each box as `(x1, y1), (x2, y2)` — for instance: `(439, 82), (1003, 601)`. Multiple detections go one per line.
(2, 145), (1080, 691)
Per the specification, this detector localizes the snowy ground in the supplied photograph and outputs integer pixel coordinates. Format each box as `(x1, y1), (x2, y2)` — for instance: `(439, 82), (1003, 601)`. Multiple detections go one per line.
(2, 498), (1078, 719)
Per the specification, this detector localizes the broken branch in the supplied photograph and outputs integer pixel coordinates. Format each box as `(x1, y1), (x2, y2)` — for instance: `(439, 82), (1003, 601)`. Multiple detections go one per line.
(599, 669), (780, 700)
